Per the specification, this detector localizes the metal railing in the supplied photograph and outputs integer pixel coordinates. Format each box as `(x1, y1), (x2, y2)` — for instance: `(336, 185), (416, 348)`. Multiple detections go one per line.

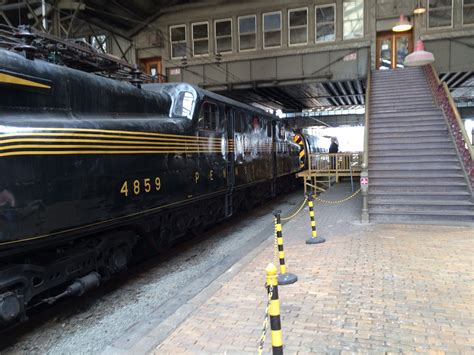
(360, 61), (371, 223)
(424, 64), (474, 193)
(298, 152), (362, 194)
(307, 153), (362, 174)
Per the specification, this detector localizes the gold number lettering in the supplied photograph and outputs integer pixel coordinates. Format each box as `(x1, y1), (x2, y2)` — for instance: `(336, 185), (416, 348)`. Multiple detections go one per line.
(209, 170), (214, 181)
(120, 181), (128, 197)
(133, 180), (140, 195)
(194, 172), (200, 183)
(155, 177), (161, 191)
(144, 178), (151, 192)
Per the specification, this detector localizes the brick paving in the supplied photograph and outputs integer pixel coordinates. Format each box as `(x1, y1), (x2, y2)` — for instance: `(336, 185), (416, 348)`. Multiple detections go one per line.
(154, 183), (474, 354)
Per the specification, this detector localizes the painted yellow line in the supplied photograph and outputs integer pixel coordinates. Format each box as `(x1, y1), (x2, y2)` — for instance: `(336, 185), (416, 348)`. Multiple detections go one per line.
(0, 150), (236, 157)
(0, 138), (228, 148)
(0, 144), (231, 151)
(0, 132), (231, 143)
(0, 126), (234, 141)
(0, 73), (51, 89)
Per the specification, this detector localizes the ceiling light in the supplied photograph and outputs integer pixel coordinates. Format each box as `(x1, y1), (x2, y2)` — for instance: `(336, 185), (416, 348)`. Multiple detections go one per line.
(392, 14), (412, 32)
(414, 0), (426, 15)
(404, 40), (435, 66)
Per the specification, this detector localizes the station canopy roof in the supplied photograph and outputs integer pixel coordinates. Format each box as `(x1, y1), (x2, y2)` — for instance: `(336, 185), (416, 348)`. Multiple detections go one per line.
(0, 0), (199, 38)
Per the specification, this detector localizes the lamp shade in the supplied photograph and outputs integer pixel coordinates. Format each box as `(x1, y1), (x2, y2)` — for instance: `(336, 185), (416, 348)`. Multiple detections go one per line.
(414, 0), (426, 14)
(414, 6), (426, 14)
(404, 40), (435, 66)
(392, 14), (412, 32)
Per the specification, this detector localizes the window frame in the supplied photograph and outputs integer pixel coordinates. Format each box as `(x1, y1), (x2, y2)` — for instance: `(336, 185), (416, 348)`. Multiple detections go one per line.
(198, 101), (220, 131)
(170, 24), (187, 59)
(315, 4), (336, 43)
(427, 0), (454, 29)
(191, 21), (210, 57)
(262, 10), (282, 49)
(238, 14), (257, 52)
(214, 18), (233, 54)
(288, 7), (309, 46)
(342, 0), (364, 40)
(462, 0), (474, 26)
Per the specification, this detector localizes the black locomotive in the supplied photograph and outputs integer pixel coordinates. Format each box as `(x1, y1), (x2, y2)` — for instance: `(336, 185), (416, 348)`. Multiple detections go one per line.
(0, 47), (304, 327)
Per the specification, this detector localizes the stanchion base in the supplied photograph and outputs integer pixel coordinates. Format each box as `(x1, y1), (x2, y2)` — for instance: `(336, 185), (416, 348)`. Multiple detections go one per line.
(306, 236), (326, 244)
(278, 272), (298, 285)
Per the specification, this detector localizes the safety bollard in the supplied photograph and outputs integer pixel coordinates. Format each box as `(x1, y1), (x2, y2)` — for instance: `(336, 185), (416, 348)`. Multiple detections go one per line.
(273, 211), (298, 285)
(266, 263), (283, 355)
(305, 192), (326, 245)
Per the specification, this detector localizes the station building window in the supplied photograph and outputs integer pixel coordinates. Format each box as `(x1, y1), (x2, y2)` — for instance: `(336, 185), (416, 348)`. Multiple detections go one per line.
(170, 24), (187, 59)
(343, 0), (364, 39)
(288, 8), (308, 45)
(263, 11), (282, 49)
(198, 102), (219, 130)
(316, 4), (336, 42)
(463, 0), (474, 25)
(192, 22), (209, 56)
(238, 15), (257, 51)
(215, 18), (233, 53)
(428, 0), (453, 28)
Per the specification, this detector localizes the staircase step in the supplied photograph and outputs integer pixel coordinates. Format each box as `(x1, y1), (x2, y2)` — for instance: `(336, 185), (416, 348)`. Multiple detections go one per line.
(369, 177), (466, 185)
(370, 109), (442, 118)
(371, 132), (449, 140)
(369, 211), (474, 226)
(369, 169), (463, 177)
(371, 103), (436, 111)
(370, 161), (461, 169)
(371, 107), (438, 114)
(370, 127), (449, 135)
(370, 142), (453, 151)
(370, 96), (433, 103)
(368, 148), (452, 157)
(370, 116), (444, 125)
(368, 191), (472, 202)
(369, 200), (473, 213)
(370, 137), (450, 146)
(371, 88), (431, 95)
(369, 155), (458, 164)
(370, 120), (445, 129)
(369, 184), (471, 198)
(371, 75), (427, 81)
(370, 100), (435, 107)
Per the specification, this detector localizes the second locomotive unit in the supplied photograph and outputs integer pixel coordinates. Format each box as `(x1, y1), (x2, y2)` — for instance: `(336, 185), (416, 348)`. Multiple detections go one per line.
(0, 46), (303, 326)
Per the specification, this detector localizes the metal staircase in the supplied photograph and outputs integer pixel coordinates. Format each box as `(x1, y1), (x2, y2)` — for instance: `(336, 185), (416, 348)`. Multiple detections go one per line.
(367, 67), (474, 225)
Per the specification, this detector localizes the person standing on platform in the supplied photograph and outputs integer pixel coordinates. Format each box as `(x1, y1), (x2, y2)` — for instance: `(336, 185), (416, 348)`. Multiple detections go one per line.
(329, 137), (339, 170)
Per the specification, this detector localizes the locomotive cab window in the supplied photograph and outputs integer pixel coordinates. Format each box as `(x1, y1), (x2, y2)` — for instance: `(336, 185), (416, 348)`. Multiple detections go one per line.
(198, 102), (219, 130)
(173, 91), (195, 119)
(235, 111), (244, 133)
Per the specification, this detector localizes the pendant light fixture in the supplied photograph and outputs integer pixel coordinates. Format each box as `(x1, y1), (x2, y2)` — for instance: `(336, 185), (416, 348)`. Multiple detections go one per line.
(392, 14), (412, 32)
(404, 39), (434, 66)
(414, 0), (426, 15)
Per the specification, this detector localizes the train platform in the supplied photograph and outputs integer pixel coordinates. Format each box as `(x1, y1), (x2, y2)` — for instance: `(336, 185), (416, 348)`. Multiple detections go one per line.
(104, 182), (473, 354)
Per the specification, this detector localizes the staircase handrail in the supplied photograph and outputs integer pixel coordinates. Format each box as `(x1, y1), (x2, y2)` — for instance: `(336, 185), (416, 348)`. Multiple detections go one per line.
(361, 60), (371, 223)
(423, 64), (474, 188)
(362, 68), (371, 170)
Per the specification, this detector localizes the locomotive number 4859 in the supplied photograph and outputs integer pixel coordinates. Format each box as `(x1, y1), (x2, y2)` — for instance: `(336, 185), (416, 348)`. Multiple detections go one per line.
(120, 177), (162, 197)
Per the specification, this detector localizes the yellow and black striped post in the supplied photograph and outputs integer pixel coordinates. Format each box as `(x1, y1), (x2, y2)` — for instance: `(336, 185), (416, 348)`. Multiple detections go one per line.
(266, 263), (283, 355)
(305, 192), (326, 245)
(273, 211), (297, 285)
(293, 134), (305, 169)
